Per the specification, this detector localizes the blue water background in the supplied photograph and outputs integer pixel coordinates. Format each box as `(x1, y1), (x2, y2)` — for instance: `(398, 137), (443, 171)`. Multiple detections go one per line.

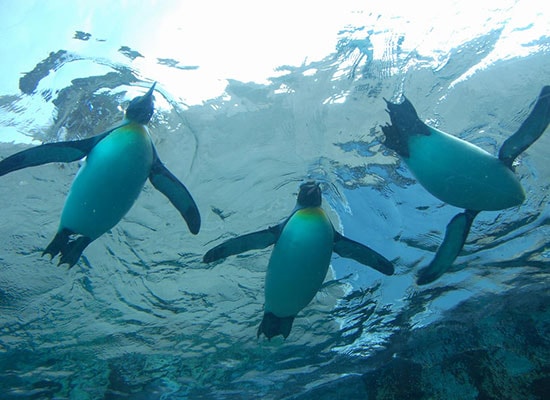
(0, 1), (548, 398)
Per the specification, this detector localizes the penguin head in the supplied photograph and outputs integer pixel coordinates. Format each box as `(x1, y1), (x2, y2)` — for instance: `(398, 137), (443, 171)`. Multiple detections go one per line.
(297, 181), (322, 208)
(125, 82), (156, 124)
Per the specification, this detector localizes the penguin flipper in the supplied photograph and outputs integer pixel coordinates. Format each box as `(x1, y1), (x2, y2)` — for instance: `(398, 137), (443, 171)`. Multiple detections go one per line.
(417, 209), (479, 285)
(333, 232), (394, 275)
(0, 128), (118, 177)
(149, 148), (201, 235)
(499, 86), (550, 169)
(203, 225), (281, 263)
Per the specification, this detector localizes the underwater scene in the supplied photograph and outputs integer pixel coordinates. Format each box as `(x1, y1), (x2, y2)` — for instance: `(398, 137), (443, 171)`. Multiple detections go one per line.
(0, 1), (548, 399)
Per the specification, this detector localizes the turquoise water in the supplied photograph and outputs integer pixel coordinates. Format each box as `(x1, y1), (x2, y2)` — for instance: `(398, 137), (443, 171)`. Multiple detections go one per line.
(0, 1), (548, 399)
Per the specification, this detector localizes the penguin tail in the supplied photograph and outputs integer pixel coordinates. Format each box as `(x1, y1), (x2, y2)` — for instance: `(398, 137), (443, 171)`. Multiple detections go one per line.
(257, 312), (295, 340)
(43, 229), (91, 268)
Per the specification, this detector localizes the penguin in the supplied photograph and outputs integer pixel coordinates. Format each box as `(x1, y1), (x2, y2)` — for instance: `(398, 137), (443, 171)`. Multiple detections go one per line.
(381, 86), (550, 285)
(0, 82), (201, 267)
(203, 181), (394, 339)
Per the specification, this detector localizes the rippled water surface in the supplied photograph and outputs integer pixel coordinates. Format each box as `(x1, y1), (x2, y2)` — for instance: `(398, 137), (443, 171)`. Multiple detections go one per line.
(0, 1), (549, 399)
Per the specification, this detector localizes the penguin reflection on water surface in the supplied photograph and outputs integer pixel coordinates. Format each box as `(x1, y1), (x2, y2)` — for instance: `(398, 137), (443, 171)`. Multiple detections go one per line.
(0, 83), (201, 267)
(203, 181), (394, 340)
(381, 86), (550, 285)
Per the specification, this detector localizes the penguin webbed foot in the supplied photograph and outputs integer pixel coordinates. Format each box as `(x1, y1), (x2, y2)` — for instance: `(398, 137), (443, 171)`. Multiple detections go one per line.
(257, 312), (295, 340)
(59, 236), (92, 268)
(380, 96), (431, 158)
(380, 123), (410, 158)
(43, 230), (67, 259)
(43, 229), (91, 268)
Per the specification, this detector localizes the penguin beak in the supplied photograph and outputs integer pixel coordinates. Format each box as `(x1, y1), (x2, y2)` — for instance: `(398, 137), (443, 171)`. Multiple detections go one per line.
(124, 82), (157, 124)
(144, 82), (157, 100)
(306, 182), (319, 197)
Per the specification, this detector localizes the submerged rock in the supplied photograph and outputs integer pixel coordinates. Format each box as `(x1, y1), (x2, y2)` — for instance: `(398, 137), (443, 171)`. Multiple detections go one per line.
(286, 277), (548, 400)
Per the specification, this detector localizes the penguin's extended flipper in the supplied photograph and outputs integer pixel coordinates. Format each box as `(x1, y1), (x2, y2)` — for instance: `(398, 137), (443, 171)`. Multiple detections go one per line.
(257, 312), (294, 340)
(148, 147), (201, 235)
(203, 225), (281, 263)
(499, 86), (550, 170)
(0, 127), (121, 177)
(333, 232), (394, 276)
(417, 209), (479, 285)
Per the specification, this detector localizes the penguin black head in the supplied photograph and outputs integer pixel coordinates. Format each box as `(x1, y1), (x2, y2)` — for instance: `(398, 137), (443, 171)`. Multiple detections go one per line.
(297, 181), (322, 208)
(125, 82), (156, 124)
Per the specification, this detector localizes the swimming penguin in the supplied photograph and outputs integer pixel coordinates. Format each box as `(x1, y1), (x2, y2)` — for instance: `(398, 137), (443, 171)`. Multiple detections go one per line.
(381, 86), (550, 284)
(0, 82), (200, 267)
(203, 181), (394, 339)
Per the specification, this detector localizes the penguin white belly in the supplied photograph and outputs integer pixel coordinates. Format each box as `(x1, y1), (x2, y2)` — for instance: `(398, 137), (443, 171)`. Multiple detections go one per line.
(264, 208), (334, 318)
(60, 124), (154, 239)
(405, 127), (525, 211)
